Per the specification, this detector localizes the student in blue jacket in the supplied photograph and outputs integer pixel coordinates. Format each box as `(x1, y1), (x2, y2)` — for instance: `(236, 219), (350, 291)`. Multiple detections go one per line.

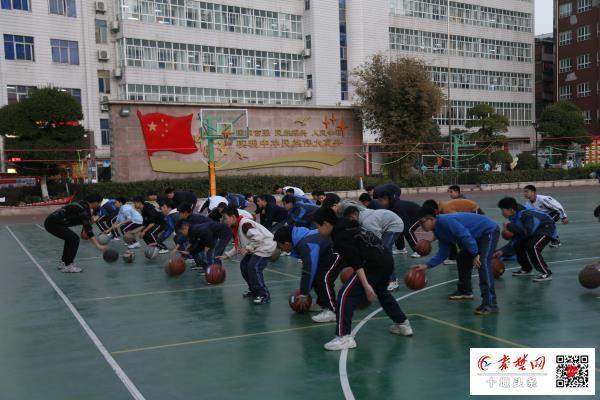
(274, 226), (344, 324)
(494, 197), (556, 282)
(282, 194), (319, 228)
(413, 205), (500, 315)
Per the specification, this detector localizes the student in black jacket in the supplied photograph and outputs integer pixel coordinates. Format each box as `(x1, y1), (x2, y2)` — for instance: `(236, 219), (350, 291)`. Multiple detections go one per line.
(44, 193), (107, 273)
(165, 187), (197, 211)
(256, 194), (288, 231)
(312, 207), (413, 351)
(133, 195), (164, 248)
(176, 220), (233, 269)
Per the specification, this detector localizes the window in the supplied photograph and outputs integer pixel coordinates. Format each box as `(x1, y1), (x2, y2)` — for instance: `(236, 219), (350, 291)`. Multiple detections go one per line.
(1, 0), (29, 11)
(95, 19), (108, 44)
(3, 34), (34, 61)
(559, 58), (572, 73)
(98, 70), (110, 94)
(100, 119), (110, 146)
(577, 82), (590, 97)
(433, 100), (532, 127)
(50, 39), (79, 64)
(559, 30), (572, 46)
(577, 0), (591, 13)
(559, 85), (572, 99)
(307, 74), (312, 89)
(49, 0), (76, 17)
(61, 87), (81, 104)
(577, 25), (590, 41)
(559, 2), (572, 17)
(577, 54), (590, 69)
(305, 0), (310, 10)
(305, 35), (311, 50)
(582, 110), (591, 124)
(6, 84), (35, 104)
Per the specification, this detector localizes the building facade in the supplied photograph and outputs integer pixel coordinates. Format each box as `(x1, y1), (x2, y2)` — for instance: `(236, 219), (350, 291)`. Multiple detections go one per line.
(535, 33), (555, 122)
(554, 0), (599, 135)
(1, 0), (536, 171)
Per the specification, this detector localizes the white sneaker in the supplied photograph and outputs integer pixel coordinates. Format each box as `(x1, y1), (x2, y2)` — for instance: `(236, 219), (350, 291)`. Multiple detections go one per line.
(392, 249), (408, 255)
(387, 280), (400, 291)
(390, 320), (413, 336)
(410, 252), (421, 258)
(112, 236), (121, 241)
(312, 309), (337, 323)
(324, 335), (357, 351)
(158, 249), (169, 254)
(62, 264), (82, 273)
(127, 242), (141, 249)
(184, 258), (196, 265)
(443, 259), (456, 265)
(57, 261), (65, 270)
(309, 303), (323, 312)
(297, 258), (302, 263)
(281, 252), (291, 256)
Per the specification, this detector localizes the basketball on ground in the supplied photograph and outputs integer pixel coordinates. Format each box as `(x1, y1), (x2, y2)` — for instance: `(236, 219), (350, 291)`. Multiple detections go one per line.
(102, 249), (119, 263)
(491, 258), (505, 278)
(405, 268), (427, 290)
(578, 262), (600, 289)
(144, 246), (159, 260)
(339, 267), (354, 284)
(166, 257), (186, 276)
(288, 289), (312, 313)
(122, 250), (135, 264)
(415, 240), (432, 256)
(205, 264), (226, 284)
(123, 232), (137, 245)
(502, 230), (514, 240)
(97, 233), (110, 245)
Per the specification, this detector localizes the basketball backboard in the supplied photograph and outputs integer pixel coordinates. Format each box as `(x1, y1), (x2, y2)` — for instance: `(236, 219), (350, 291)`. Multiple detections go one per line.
(199, 109), (249, 140)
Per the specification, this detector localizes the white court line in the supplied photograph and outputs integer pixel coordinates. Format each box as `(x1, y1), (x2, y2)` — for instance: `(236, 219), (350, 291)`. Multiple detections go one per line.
(35, 224), (44, 230)
(6, 226), (146, 400)
(338, 256), (599, 400)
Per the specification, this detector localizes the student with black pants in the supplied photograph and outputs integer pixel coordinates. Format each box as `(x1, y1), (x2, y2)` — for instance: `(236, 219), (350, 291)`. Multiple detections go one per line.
(44, 193), (107, 273)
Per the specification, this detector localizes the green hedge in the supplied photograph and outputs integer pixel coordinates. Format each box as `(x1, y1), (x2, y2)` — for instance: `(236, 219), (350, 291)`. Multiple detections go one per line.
(0, 169), (596, 205)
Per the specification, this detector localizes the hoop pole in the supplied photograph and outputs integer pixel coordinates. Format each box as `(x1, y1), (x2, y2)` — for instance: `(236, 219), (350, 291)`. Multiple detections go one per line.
(208, 138), (217, 196)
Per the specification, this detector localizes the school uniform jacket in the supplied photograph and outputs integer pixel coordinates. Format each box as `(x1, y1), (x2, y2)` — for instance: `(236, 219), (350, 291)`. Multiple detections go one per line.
(286, 203), (319, 228)
(187, 222), (232, 252)
(48, 201), (95, 238)
(501, 205), (557, 253)
(224, 217), (277, 258)
(140, 202), (162, 227)
(525, 194), (567, 220)
(359, 209), (404, 238)
(290, 227), (335, 295)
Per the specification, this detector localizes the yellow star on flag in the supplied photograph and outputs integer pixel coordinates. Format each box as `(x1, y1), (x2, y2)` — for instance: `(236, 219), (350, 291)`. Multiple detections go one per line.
(148, 121), (157, 132)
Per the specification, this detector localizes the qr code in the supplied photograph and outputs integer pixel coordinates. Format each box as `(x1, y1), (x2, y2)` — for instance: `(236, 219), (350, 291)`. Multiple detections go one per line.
(556, 355), (589, 388)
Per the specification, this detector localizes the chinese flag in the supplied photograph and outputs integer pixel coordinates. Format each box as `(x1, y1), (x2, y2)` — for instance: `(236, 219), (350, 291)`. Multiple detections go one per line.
(137, 111), (197, 156)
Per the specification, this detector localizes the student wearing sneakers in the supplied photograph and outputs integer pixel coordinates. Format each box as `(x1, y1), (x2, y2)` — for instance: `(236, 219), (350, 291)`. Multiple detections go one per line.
(523, 185), (567, 248)
(373, 184), (421, 258)
(282, 194), (319, 228)
(44, 193), (107, 273)
(495, 197), (556, 282)
(342, 206), (405, 291)
(311, 208), (413, 351)
(133, 195), (164, 249)
(413, 204), (500, 315)
(219, 206), (277, 305)
(93, 198), (118, 233)
(175, 220), (233, 270)
(274, 226), (344, 323)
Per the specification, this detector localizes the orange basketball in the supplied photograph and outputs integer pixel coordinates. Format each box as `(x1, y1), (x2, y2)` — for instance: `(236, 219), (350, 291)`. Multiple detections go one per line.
(166, 257), (186, 276)
(491, 258), (505, 279)
(205, 264), (226, 284)
(80, 229), (89, 240)
(404, 268), (427, 290)
(501, 230), (514, 240)
(415, 240), (432, 256)
(339, 267), (355, 284)
(288, 289), (312, 313)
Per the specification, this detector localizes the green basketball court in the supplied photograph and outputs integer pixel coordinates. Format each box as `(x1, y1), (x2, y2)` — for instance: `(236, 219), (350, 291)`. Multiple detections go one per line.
(1, 187), (598, 399)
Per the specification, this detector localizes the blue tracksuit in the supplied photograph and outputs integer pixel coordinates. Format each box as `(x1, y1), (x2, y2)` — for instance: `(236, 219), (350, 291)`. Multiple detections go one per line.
(97, 200), (118, 217)
(226, 193), (248, 209)
(187, 222), (233, 267)
(287, 203), (319, 228)
(290, 227), (342, 310)
(158, 213), (178, 244)
(293, 195), (315, 205)
(427, 213), (500, 308)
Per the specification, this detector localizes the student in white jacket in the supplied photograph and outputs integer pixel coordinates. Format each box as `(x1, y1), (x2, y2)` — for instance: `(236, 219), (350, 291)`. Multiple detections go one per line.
(523, 185), (568, 247)
(219, 205), (277, 305)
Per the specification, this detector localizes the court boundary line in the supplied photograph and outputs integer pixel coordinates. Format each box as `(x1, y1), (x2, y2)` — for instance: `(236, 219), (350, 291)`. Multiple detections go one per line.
(6, 226), (146, 400)
(338, 256), (600, 400)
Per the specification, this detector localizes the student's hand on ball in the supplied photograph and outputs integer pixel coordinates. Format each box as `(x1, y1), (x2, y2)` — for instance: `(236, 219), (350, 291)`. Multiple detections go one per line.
(493, 250), (503, 259)
(473, 255), (481, 269)
(413, 264), (428, 271)
(364, 285), (377, 302)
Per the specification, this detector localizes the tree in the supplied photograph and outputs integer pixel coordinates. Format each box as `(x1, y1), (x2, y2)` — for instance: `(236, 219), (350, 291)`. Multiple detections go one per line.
(538, 101), (591, 158)
(490, 150), (513, 165)
(0, 88), (85, 199)
(514, 152), (538, 170)
(465, 103), (509, 142)
(353, 55), (444, 178)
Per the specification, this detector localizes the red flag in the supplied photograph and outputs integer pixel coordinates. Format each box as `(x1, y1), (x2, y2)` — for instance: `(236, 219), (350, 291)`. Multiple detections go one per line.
(137, 111), (197, 156)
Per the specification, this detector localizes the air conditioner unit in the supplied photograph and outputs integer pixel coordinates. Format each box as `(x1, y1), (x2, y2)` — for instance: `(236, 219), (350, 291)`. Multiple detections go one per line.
(112, 68), (122, 78)
(302, 49), (311, 58)
(305, 89), (312, 99)
(98, 50), (109, 61)
(110, 20), (119, 32)
(95, 1), (106, 13)
(100, 96), (109, 111)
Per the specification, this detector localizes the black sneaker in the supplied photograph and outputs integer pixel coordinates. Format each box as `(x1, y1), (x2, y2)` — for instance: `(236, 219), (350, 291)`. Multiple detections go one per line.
(242, 290), (254, 299)
(549, 240), (561, 248)
(253, 296), (271, 305)
(474, 305), (499, 315)
(512, 270), (533, 277)
(532, 273), (552, 282)
(448, 291), (474, 300)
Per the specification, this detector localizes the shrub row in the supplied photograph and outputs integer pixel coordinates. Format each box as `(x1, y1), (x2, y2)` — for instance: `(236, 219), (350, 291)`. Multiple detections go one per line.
(0, 168), (595, 205)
